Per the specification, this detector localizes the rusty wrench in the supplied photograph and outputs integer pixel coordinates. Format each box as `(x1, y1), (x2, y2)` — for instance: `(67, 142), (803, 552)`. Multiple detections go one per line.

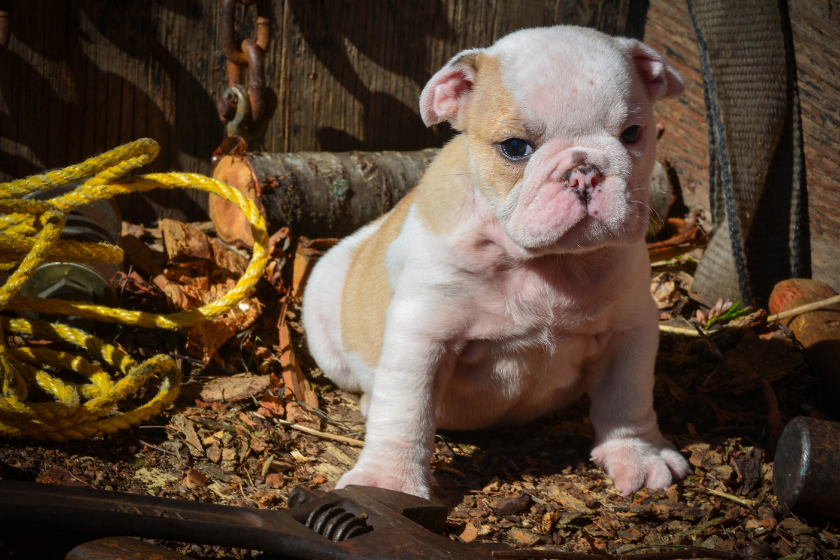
(0, 480), (506, 559)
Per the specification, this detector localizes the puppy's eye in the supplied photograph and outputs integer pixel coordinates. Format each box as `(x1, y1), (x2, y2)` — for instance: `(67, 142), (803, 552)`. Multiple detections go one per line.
(499, 138), (534, 160)
(620, 125), (641, 144)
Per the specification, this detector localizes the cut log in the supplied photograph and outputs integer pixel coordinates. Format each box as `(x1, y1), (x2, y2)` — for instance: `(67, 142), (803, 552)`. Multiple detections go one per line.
(210, 150), (437, 245)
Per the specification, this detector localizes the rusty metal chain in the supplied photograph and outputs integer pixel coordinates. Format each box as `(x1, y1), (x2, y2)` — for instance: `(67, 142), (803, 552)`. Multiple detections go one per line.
(217, 0), (271, 140)
(0, 11), (11, 49)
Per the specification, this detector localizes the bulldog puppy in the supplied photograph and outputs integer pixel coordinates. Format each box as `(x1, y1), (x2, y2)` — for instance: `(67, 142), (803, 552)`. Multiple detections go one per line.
(302, 25), (691, 499)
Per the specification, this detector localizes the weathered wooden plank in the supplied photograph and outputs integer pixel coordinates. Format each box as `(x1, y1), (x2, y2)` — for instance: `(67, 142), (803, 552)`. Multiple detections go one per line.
(645, 0), (710, 215)
(0, 0), (640, 218)
(1, 0), (835, 293)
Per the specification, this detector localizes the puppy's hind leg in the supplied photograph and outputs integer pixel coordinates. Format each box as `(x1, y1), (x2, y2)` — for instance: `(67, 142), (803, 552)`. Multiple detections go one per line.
(301, 222), (381, 393)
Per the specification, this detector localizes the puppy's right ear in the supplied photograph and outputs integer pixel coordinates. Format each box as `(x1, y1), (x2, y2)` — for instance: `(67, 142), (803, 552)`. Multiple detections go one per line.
(420, 50), (482, 130)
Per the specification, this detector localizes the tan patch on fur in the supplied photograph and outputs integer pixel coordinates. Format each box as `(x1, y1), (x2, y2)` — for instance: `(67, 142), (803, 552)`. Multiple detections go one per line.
(342, 189), (418, 368)
(414, 135), (472, 236)
(465, 54), (528, 205)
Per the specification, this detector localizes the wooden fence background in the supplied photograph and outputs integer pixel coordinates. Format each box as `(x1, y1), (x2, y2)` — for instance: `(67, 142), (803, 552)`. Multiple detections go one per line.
(0, 0), (837, 288)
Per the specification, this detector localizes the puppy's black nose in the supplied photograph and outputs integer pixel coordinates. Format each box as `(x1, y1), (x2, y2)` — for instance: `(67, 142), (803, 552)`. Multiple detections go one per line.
(561, 164), (603, 204)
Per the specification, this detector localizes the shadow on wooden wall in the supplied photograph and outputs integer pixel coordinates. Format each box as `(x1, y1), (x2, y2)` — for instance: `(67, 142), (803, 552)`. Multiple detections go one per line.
(0, 1), (220, 220)
(0, 0), (646, 222)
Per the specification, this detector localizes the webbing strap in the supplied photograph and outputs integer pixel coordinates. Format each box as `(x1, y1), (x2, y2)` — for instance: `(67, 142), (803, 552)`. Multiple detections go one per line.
(688, 0), (808, 306)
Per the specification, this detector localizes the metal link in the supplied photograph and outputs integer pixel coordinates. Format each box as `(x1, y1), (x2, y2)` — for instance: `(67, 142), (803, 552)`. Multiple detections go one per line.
(217, 0), (271, 131)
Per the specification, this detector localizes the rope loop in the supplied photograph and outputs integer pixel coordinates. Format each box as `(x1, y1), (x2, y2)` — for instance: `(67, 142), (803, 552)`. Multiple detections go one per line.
(0, 138), (268, 441)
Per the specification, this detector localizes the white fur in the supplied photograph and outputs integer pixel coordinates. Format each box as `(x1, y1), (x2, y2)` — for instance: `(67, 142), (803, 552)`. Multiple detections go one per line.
(302, 25), (689, 499)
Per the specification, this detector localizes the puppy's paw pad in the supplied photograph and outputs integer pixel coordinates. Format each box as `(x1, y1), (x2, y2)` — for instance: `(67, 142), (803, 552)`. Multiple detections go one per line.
(592, 436), (689, 496)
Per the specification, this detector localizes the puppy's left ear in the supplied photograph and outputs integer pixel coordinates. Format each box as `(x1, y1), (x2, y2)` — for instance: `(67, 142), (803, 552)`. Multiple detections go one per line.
(420, 49), (482, 130)
(619, 39), (684, 101)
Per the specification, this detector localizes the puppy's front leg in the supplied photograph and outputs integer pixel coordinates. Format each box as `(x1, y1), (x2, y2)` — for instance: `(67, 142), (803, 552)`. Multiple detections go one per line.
(336, 298), (451, 499)
(587, 318), (690, 496)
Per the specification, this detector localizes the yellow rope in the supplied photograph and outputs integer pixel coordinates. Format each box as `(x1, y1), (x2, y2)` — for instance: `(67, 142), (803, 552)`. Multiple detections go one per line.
(0, 138), (269, 441)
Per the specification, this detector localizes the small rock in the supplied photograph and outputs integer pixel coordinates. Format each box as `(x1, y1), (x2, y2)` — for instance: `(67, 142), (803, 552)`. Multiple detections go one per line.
(265, 473), (285, 489)
(508, 528), (539, 546)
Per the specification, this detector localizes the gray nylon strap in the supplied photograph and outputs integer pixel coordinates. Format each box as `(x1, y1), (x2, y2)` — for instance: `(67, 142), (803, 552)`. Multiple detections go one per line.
(687, 0), (808, 306)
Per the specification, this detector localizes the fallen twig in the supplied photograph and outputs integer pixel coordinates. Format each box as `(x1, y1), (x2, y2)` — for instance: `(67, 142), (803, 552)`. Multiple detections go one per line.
(189, 415), (241, 435)
(702, 487), (758, 508)
(767, 294), (840, 323)
(673, 516), (727, 541)
(659, 325), (701, 337)
(138, 438), (182, 459)
(693, 324), (725, 360)
(275, 418), (365, 446)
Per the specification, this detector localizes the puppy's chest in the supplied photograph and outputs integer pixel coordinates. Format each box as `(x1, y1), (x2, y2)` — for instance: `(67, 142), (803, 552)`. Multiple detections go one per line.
(463, 263), (611, 346)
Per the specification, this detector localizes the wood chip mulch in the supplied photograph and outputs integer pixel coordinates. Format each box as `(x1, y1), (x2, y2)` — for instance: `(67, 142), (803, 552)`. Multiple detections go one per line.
(1, 220), (837, 560)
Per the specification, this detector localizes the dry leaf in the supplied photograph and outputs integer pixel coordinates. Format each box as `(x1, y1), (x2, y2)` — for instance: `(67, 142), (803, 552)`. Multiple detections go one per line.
(206, 444), (221, 463)
(239, 412), (258, 430)
(541, 510), (559, 533)
(250, 438), (268, 453)
(199, 376), (271, 403)
(460, 521), (479, 543)
(181, 468), (208, 489)
(265, 473), (285, 489)
(171, 415), (204, 458)
(160, 219), (213, 261)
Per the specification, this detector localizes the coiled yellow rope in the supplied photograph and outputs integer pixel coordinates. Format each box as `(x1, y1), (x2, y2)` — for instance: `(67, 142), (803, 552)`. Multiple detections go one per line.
(0, 138), (268, 441)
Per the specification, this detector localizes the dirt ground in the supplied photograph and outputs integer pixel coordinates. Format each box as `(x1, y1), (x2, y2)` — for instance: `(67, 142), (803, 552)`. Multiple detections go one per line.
(0, 219), (838, 560)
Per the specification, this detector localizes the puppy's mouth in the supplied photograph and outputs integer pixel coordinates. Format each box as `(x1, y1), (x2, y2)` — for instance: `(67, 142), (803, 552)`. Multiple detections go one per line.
(558, 212), (616, 247)
(499, 177), (640, 254)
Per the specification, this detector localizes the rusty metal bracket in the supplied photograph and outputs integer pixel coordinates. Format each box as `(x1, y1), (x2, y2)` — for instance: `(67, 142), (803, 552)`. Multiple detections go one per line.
(217, 0), (271, 135)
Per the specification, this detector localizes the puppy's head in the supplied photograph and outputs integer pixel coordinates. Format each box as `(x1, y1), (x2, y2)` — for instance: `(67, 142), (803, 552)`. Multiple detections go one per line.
(420, 26), (683, 254)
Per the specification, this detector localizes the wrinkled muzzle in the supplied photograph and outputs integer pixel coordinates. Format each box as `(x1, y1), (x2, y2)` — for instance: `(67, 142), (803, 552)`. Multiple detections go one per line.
(498, 145), (644, 252)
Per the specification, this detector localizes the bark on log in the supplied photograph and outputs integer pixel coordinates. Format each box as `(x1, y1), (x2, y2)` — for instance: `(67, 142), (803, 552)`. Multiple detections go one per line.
(210, 150), (438, 245)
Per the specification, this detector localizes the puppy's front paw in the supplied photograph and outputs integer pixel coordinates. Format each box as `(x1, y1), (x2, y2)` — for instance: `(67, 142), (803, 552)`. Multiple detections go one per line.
(336, 459), (435, 499)
(591, 433), (690, 496)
